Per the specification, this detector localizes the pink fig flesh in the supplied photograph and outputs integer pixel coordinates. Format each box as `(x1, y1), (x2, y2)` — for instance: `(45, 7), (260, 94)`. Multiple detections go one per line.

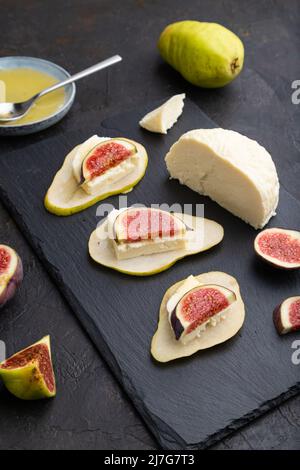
(170, 284), (236, 341)
(273, 296), (300, 335)
(114, 207), (186, 243)
(254, 228), (300, 269)
(0, 245), (23, 308)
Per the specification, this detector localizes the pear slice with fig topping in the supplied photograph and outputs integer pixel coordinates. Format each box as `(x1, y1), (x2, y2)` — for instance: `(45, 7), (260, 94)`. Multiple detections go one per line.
(45, 137), (148, 216)
(151, 272), (245, 362)
(89, 211), (224, 276)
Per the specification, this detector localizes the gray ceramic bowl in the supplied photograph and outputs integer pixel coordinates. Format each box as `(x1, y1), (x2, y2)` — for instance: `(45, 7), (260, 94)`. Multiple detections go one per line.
(0, 56), (76, 136)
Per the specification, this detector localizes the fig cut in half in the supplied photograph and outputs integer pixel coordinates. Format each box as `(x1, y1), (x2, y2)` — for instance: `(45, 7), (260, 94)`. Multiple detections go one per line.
(273, 296), (300, 335)
(170, 284), (237, 343)
(0, 336), (56, 400)
(151, 272), (245, 362)
(0, 244), (23, 309)
(81, 139), (137, 185)
(89, 212), (224, 276)
(254, 228), (300, 269)
(45, 137), (148, 216)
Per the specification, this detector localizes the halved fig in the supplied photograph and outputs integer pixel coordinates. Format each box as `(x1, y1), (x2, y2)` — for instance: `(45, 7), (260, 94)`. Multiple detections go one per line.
(89, 212), (224, 276)
(114, 207), (186, 243)
(0, 245), (23, 309)
(0, 336), (56, 400)
(170, 284), (237, 343)
(45, 137), (148, 216)
(81, 139), (137, 184)
(273, 296), (300, 335)
(254, 228), (300, 269)
(151, 272), (245, 362)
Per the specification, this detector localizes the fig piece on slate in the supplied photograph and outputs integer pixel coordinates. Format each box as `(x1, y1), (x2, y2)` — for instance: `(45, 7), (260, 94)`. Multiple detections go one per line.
(254, 228), (300, 269)
(0, 244), (23, 308)
(0, 336), (56, 400)
(273, 296), (300, 335)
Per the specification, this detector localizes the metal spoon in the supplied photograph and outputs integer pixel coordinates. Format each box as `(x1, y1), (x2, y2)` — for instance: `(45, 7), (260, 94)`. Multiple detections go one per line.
(0, 55), (122, 122)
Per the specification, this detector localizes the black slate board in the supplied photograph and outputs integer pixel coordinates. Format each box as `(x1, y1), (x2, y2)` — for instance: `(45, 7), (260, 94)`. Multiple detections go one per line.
(0, 98), (299, 449)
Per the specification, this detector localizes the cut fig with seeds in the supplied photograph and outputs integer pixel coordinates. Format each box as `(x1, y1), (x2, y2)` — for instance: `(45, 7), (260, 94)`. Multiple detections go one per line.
(273, 296), (300, 335)
(254, 228), (300, 269)
(170, 284), (237, 343)
(151, 272), (245, 362)
(81, 139), (137, 184)
(0, 336), (56, 400)
(114, 207), (186, 243)
(0, 244), (23, 309)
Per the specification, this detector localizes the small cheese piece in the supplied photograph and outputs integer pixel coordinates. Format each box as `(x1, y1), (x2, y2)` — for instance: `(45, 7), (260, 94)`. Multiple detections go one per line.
(109, 207), (187, 260)
(0, 80), (6, 102)
(165, 128), (280, 229)
(139, 93), (185, 134)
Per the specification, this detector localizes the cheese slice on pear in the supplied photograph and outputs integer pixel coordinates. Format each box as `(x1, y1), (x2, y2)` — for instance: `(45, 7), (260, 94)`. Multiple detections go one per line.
(88, 212), (224, 276)
(151, 271), (245, 362)
(139, 94), (185, 134)
(45, 137), (148, 216)
(165, 128), (279, 229)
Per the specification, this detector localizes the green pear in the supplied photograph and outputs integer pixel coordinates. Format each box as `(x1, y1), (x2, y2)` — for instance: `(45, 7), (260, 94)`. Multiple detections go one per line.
(158, 21), (244, 88)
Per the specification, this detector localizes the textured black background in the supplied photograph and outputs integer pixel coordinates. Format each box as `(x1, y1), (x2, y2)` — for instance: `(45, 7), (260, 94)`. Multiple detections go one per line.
(0, 0), (299, 450)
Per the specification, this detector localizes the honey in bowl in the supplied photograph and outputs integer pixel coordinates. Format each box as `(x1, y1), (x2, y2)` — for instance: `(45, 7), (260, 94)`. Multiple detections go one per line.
(0, 67), (66, 126)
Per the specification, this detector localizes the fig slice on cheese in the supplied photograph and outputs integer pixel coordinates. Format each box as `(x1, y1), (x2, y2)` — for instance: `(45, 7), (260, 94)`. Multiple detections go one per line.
(165, 128), (279, 229)
(139, 94), (185, 134)
(45, 137), (148, 216)
(151, 272), (245, 362)
(88, 211), (224, 276)
(170, 283), (237, 343)
(273, 296), (300, 335)
(254, 228), (300, 269)
(80, 139), (137, 192)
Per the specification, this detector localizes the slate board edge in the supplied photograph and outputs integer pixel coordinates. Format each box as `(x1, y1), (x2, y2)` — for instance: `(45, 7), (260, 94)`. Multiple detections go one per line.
(0, 156), (299, 450)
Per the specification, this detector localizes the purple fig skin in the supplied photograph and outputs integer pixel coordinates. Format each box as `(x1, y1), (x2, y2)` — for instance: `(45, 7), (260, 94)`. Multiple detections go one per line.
(273, 304), (285, 335)
(0, 256), (23, 309)
(170, 310), (184, 340)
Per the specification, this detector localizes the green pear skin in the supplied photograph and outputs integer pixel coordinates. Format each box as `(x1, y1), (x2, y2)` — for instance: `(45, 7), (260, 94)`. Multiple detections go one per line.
(158, 21), (244, 88)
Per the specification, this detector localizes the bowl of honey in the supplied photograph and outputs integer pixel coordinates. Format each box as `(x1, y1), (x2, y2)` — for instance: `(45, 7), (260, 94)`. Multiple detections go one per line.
(0, 56), (76, 136)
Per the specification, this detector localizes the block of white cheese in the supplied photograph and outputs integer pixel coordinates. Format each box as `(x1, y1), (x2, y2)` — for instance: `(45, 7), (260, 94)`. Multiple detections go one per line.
(165, 128), (280, 229)
(139, 93), (185, 134)
(0, 81), (6, 102)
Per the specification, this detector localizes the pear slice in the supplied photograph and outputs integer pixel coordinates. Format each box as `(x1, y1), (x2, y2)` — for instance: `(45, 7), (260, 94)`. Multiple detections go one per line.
(139, 94), (185, 134)
(88, 212), (224, 276)
(45, 137), (148, 216)
(151, 272), (245, 362)
(0, 336), (56, 400)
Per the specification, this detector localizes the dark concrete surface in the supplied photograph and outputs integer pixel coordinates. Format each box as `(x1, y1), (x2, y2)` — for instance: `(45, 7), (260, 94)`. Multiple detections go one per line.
(0, 0), (299, 450)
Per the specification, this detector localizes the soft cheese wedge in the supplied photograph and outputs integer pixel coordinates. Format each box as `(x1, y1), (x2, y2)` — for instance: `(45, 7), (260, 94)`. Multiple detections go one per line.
(165, 128), (280, 229)
(139, 94), (185, 134)
(89, 209), (224, 276)
(151, 272), (245, 362)
(45, 136), (148, 216)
